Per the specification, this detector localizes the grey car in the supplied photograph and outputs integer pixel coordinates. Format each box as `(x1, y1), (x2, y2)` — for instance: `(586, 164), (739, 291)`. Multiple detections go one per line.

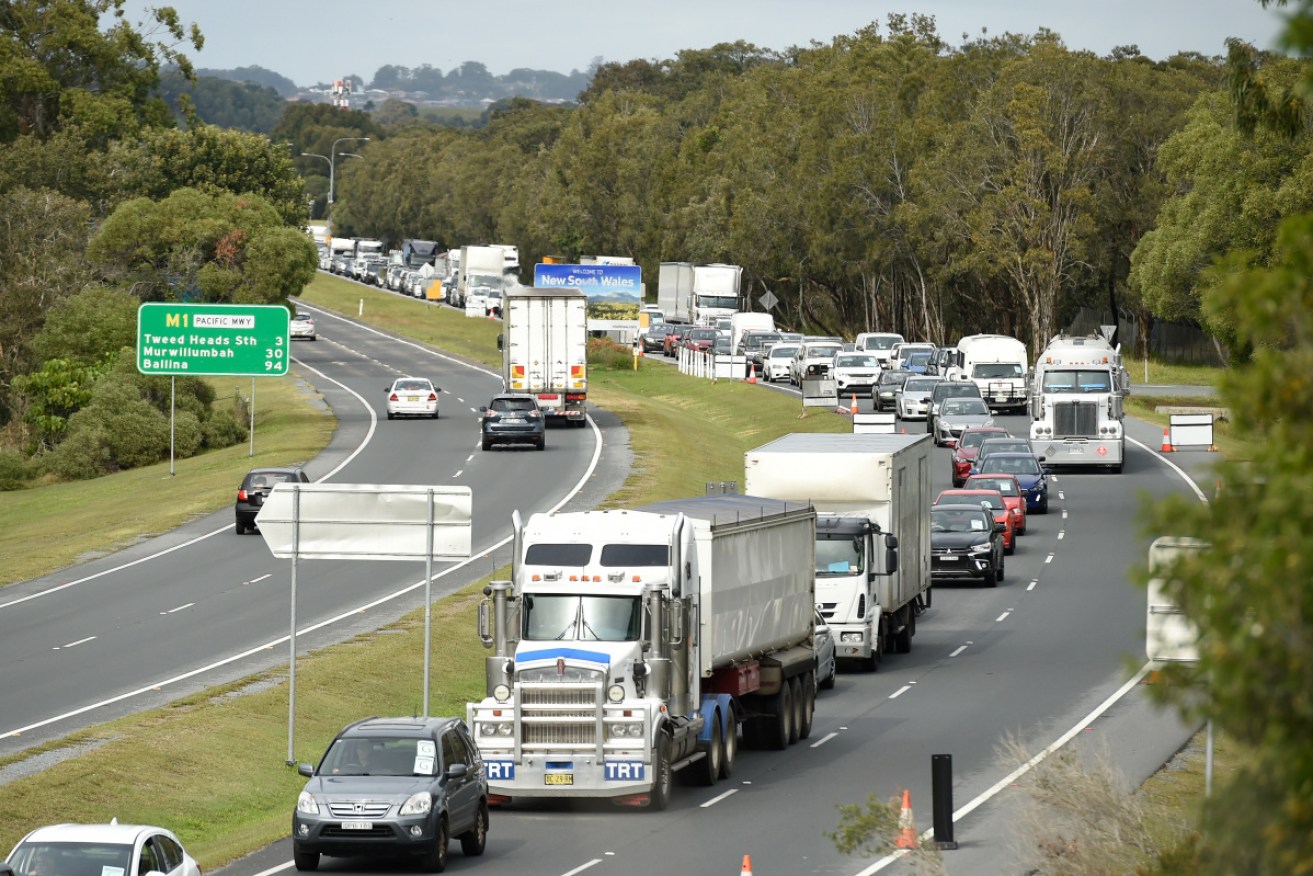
(932, 397), (995, 447)
(293, 716), (489, 872)
(814, 609), (836, 690)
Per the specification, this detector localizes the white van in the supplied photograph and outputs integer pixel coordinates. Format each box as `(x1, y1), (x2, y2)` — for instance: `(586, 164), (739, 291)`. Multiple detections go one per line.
(946, 334), (1029, 410)
(855, 332), (905, 367)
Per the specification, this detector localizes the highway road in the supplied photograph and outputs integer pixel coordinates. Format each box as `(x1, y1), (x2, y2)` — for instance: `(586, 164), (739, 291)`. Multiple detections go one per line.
(0, 305), (619, 757)
(214, 351), (1219, 876)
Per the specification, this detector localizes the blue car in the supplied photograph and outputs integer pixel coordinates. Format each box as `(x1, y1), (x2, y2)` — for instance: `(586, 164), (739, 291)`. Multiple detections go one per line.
(972, 451), (1050, 514)
(904, 350), (933, 373)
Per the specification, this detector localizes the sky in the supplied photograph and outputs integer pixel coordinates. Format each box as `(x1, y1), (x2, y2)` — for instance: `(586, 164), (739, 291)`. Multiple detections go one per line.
(117, 0), (1290, 87)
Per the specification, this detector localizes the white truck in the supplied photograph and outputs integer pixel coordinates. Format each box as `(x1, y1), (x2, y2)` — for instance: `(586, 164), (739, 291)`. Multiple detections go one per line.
(581, 255), (636, 266)
(326, 237), (357, 274)
(1028, 332), (1132, 473)
(467, 495), (817, 809)
(745, 432), (932, 670)
(460, 245), (509, 316)
(658, 261), (695, 324)
(691, 263), (743, 326)
(945, 333), (1030, 410)
(502, 286), (589, 426)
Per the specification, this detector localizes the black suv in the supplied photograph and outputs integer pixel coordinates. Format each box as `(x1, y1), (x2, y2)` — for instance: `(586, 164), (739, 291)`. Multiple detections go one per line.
(234, 467), (309, 535)
(930, 504), (1006, 587)
(479, 394), (545, 451)
(293, 716), (489, 873)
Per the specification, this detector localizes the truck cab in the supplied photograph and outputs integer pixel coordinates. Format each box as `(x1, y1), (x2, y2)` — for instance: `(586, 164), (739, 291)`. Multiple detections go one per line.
(815, 515), (900, 667)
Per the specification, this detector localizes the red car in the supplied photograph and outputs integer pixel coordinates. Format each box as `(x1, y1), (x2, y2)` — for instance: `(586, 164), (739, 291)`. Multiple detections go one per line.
(951, 426), (1010, 487)
(935, 488), (1015, 554)
(664, 325), (693, 357)
(682, 327), (719, 352)
(962, 473), (1027, 536)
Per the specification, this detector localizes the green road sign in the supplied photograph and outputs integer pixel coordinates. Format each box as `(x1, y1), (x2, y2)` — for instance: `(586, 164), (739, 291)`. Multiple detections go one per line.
(137, 303), (291, 377)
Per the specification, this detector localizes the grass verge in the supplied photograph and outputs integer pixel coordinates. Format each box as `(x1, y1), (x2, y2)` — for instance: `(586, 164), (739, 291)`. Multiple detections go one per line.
(0, 374), (335, 587)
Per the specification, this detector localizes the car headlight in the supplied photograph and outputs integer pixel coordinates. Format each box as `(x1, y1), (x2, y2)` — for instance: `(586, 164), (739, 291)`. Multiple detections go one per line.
(297, 791), (320, 815)
(400, 792), (432, 816)
(493, 683), (511, 703)
(969, 541), (993, 554)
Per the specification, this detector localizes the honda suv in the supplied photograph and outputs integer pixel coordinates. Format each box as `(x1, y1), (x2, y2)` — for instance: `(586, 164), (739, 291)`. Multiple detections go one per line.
(293, 716), (489, 872)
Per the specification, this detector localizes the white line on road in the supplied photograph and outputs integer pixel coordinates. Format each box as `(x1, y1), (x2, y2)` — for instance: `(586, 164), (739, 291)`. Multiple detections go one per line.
(700, 788), (739, 807)
(950, 644), (968, 657)
(1058, 531), (1065, 540)
(810, 732), (840, 749)
(1028, 580), (1038, 591)
(162, 603), (194, 615)
(1045, 554), (1055, 564)
(54, 636), (96, 650)
(1059, 491), (1066, 499)
(996, 611), (1011, 622)
(889, 685), (911, 699)
(561, 860), (604, 876)
(453, 470), (464, 478)
(1062, 510), (1069, 519)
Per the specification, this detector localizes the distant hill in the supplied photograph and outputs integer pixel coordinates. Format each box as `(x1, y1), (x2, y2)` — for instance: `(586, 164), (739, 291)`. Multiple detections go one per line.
(197, 65), (299, 98)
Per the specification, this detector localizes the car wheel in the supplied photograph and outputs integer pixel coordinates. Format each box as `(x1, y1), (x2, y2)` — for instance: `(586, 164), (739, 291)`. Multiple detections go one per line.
(983, 565), (998, 587)
(235, 519), (246, 535)
(819, 655), (836, 689)
(719, 701), (737, 780)
(1005, 538), (1014, 556)
(433, 410), (439, 419)
(536, 438), (546, 450)
(1039, 498), (1049, 514)
(421, 816), (449, 872)
(387, 412), (394, 420)
(293, 848), (319, 872)
(459, 801), (488, 857)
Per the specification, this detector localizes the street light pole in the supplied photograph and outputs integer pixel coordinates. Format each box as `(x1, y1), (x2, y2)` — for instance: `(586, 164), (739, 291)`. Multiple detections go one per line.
(328, 136), (370, 206)
(301, 152), (331, 218)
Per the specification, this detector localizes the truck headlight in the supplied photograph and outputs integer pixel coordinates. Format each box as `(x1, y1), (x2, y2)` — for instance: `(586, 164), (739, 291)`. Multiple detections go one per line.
(493, 683), (511, 703)
(479, 721), (513, 737)
(297, 791), (319, 815)
(840, 632), (864, 643)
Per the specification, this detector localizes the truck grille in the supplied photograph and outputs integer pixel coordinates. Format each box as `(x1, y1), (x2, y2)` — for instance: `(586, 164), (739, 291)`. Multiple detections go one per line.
(519, 682), (602, 749)
(1054, 401), (1098, 437)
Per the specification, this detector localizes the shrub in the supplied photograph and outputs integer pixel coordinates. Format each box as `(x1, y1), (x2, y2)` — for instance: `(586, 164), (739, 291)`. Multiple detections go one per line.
(43, 421), (112, 480)
(0, 448), (30, 490)
(203, 406), (248, 448)
(173, 410), (203, 458)
(587, 337), (636, 371)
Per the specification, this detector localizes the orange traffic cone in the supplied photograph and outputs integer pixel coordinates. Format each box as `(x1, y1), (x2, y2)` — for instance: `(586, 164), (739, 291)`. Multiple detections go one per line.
(895, 788), (919, 849)
(747, 363), (757, 384)
(741, 854), (753, 875)
(1160, 428), (1173, 453)
(850, 394), (859, 415)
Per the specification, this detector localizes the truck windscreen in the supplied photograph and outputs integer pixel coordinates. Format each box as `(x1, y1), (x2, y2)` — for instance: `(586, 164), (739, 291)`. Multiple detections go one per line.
(696, 294), (738, 310)
(1042, 369), (1111, 393)
(816, 535), (864, 576)
(523, 595), (642, 641)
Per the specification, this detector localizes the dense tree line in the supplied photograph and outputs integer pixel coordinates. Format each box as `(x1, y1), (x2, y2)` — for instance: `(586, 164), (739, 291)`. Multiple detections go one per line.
(325, 20), (1287, 360)
(0, 0), (314, 480)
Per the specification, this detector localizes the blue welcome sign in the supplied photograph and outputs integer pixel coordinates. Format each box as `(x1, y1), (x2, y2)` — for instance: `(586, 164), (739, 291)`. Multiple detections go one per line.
(533, 263), (642, 300)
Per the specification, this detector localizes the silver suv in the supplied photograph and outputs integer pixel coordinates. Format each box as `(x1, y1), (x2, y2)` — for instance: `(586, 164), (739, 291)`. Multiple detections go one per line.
(293, 716), (489, 872)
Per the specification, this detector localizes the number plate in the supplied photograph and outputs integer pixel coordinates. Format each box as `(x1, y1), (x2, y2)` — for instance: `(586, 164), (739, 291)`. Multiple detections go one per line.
(544, 773), (573, 786)
(406, 395), (421, 402)
(938, 555), (959, 561)
(341, 821), (373, 830)
(504, 417), (525, 425)
(1068, 446), (1084, 454)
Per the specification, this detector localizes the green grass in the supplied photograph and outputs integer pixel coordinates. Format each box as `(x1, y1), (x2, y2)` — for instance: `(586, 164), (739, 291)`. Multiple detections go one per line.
(1124, 358), (1223, 387)
(0, 374), (335, 587)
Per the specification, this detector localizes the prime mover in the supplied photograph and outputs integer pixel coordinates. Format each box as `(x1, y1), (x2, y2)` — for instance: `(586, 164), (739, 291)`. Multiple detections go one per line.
(466, 495), (818, 809)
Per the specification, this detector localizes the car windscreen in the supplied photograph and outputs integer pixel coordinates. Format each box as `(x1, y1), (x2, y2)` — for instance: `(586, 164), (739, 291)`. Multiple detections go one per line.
(959, 431), (998, 449)
(879, 371), (910, 386)
(943, 398), (989, 415)
(967, 477), (1019, 496)
(941, 492), (1003, 510)
(491, 397), (537, 412)
(930, 509), (991, 533)
(980, 456), (1041, 475)
(862, 335), (901, 350)
(807, 345), (842, 358)
(770, 346), (799, 358)
(395, 380), (432, 392)
(905, 378), (939, 392)
(8, 842), (134, 876)
(836, 355), (879, 368)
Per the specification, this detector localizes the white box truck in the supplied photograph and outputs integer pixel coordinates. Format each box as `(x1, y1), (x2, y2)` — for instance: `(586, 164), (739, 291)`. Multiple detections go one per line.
(945, 333), (1030, 410)
(745, 432), (932, 670)
(691, 263), (742, 326)
(467, 495), (817, 809)
(502, 286), (589, 426)
(658, 261), (695, 323)
(458, 245), (508, 314)
(730, 311), (776, 353)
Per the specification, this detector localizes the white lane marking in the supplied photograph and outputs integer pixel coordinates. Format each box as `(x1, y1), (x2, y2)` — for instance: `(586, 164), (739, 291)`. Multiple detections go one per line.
(452, 470), (464, 478)
(1, 416), (605, 743)
(949, 644), (968, 657)
(1058, 531), (1065, 540)
(810, 731), (839, 749)
(561, 861), (604, 876)
(700, 788), (739, 807)
(162, 603), (194, 615)
(996, 611), (1011, 622)
(889, 685), (912, 699)
(466, 454), (475, 463)
(1062, 510), (1069, 519)
(857, 431), (1211, 875)
(1045, 554), (1055, 564)
(0, 360), (377, 614)
(1028, 579), (1038, 591)
(1059, 491), (1066, 499)
(248, 574), (272, 585)
(54, 636), (96, 650)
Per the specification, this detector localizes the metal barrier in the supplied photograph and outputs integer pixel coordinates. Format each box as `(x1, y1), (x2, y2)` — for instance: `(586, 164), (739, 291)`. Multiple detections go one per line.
(1168, 413), (1215, 451)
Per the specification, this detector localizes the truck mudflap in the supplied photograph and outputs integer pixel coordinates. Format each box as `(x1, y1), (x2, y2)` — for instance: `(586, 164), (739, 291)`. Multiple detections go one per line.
(1030, 437), (1123, 467)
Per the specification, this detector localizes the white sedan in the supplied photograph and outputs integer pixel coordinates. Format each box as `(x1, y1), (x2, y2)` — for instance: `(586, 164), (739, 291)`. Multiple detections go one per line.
(6, 821), (202, 876)
(763, 344), (800, 382)
(385, 377), (440, 419)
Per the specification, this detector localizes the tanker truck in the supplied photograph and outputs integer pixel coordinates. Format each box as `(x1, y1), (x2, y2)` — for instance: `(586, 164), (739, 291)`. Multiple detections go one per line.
(467, 495), (817, 810)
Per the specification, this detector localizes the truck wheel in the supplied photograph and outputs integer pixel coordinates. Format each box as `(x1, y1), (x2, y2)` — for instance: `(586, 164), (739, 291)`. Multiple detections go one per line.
(768, 682), (794, 751)
(798, 673), (815, 740)
(647, 734), (672, 810)
(894, 608), (913, 654)
(701, 714), (722, 786)
(787, 676), (802, 745)
(719, 703), (737, 780)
